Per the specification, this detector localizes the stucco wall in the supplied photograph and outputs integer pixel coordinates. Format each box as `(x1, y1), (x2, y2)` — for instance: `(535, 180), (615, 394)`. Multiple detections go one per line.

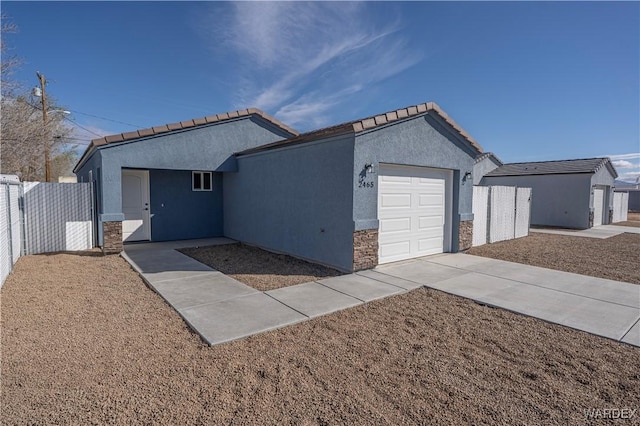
(224, 135), (355, 271)
(353, 113), (477, 251)
(481, 174), (591, 228)
(473, 156), (501, 185)
(149, 169), (223, 241)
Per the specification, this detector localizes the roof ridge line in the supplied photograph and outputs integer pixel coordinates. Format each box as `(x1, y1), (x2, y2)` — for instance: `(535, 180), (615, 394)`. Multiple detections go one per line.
(91, 107), (298, 146)
(501, 157), (610, 166)
(348, 102), (482, 152)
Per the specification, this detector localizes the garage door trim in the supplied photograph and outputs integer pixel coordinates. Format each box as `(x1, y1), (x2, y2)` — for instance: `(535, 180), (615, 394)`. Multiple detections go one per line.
(377, 164), (453, 264)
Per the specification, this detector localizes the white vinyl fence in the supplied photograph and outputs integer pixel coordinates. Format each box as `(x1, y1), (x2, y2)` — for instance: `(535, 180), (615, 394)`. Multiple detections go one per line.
(473, 185), (532, 247)
(0, 180), (22, 286)
(612, 192), (629, 223)
(0, 180), (94, 287)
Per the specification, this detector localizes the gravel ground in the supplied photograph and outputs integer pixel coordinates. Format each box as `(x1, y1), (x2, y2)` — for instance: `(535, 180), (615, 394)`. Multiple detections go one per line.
(179, 243), (342, 291)
(2, 252), (639, 424)
(467, 232), (640, 284)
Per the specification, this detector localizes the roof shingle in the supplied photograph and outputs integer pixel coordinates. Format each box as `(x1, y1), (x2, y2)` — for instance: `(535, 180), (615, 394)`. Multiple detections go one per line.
(237, 101), (483, 156)
(74, 108), (299, 172)
(485, 158), (618, 178)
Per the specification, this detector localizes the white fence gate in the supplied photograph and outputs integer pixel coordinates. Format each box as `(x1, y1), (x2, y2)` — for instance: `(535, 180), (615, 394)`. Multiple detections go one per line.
(473, 185), (532, 247)
(23, 182), (94, 254)
(612, 192), (629, 223)
(0, 180), (94, 287)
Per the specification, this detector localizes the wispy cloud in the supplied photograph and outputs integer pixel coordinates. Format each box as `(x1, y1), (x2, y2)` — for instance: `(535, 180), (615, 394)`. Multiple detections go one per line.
(204, 2), (421, 130)
(612, 160), (636, 169)
(606, 153), (640, 162)
(606, 153), (640, 182)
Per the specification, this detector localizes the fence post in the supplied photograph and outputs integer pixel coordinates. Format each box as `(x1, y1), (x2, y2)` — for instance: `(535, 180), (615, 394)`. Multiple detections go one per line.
(5, 183), (14, 274)
(18, 183), (27, 256)
(486, 186), (492, 243)
(90, 180), (97, 248)
(514, 186), (518, 238)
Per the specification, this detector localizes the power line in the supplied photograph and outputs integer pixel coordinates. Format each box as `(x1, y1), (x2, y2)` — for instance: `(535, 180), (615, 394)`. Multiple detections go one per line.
(63, 117), (104, 137)
(53, 136), (91, 143)
(65, 109), (141, 128)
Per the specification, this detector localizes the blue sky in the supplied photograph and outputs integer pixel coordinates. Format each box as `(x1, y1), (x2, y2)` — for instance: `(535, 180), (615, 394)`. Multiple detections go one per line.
(3, 1), (639, 182)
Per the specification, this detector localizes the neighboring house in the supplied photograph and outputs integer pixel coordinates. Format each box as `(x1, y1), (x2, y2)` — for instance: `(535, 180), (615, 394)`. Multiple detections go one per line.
(473, 152), (502, 185)
(74, 102), (482, 272)
(479, 158), (618, 229)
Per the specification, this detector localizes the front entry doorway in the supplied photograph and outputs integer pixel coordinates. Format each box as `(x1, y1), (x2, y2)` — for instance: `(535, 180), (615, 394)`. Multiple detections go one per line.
(121, 169), (150, 242)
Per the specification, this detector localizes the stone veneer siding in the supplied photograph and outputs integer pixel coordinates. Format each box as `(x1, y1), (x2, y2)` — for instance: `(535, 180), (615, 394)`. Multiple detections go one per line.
(102, 221), (123, 254)
(458, 220), (473, 251)
(353, 229), (378, 271)
(588, 211), (594, 228)
(608, 209), (613, 225)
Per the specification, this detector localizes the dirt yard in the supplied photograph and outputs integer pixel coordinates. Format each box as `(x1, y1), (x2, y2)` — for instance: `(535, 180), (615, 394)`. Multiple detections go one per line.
(616, 211), (640, 227)
(2, 252), (639, 424)
(179, 243), (342, 290)
(468, 232), (640, 285)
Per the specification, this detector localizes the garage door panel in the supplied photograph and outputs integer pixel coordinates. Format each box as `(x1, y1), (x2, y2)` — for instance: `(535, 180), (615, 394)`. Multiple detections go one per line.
(417, 237), (443, 253)
(380, 175), (412, 184)
(379, 240), (411, 259)
(416, 178), (444, 187)
(418, 215), (443, 230)
(417, 194), (444, 207)
(415, 205), (444, 216)
(379, 217), (411, 233)
(379, 193), (412, 210)
(378, 165), (450, 265)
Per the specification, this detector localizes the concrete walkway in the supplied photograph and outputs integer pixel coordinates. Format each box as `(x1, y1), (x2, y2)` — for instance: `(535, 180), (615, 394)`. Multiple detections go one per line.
(532, 224), (640, 239)
(122, 240), (639, 348)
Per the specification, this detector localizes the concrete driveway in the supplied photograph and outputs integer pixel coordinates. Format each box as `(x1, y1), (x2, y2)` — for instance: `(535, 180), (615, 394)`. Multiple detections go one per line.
(122, 240), (639, 348)
(532, 224), (640, 239)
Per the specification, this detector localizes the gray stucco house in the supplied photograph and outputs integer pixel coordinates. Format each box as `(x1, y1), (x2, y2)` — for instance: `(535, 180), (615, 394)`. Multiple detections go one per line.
(479, 158), (618, 229)
(74, 102), (482, 272)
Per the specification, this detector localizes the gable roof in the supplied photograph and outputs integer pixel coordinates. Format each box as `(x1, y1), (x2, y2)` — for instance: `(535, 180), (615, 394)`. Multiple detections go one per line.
(485, 157), (618, 178)
(74, 108), (298, 172)
(237, 102), (483, 156)
(474, 152), (503, 166)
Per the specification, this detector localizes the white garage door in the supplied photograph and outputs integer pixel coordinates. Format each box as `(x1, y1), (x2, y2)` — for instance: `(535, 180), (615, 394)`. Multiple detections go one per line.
(378, 165), (452, 264)
(593, 187), (604, 226)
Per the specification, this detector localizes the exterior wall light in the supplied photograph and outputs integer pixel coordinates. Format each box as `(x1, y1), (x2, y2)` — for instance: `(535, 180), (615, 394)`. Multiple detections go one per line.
(365, 163), (374, 173)
(464, 171), (472, 181)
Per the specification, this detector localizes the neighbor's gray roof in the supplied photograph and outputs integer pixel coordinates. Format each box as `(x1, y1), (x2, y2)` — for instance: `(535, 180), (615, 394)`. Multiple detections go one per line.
(237, 102), (483, 156)
(485, 157), (618, 178)
(74, 108), (298, 172)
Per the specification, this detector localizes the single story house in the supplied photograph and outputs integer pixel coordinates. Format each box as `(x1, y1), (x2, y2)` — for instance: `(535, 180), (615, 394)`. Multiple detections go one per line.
(74, 102), (483, 272)
(479, 158), (618, 229)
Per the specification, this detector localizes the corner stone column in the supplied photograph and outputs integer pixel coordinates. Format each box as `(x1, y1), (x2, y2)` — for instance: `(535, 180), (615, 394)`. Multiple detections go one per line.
(458, 220), (473, 251)
(353, 229), (378, 271)
(102, 221), (123, 255)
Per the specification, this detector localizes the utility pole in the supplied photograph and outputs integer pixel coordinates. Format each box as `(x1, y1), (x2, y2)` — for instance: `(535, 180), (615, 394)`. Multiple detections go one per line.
(36, 71), (51, 182)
